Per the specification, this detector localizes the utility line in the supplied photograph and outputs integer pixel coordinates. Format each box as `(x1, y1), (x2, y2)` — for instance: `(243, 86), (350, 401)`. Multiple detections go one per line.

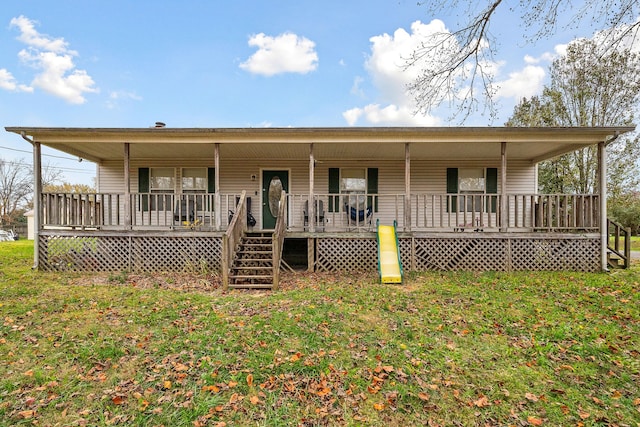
(0, 144), (84, 161)
(1, 159), (94, 174)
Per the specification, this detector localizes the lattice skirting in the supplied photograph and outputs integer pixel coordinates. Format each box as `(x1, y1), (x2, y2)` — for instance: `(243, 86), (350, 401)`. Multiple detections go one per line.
(316, 235), (601, 273)
(38, 232), (222, 273)
(38, 232), (600, 273)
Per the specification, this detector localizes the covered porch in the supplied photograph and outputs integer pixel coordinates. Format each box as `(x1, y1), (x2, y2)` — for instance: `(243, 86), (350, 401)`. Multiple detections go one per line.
(6, 125), (634, 274)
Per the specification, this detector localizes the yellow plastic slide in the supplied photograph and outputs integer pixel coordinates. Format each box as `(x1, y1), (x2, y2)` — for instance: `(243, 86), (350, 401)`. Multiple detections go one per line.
(377, 221), (403, 284)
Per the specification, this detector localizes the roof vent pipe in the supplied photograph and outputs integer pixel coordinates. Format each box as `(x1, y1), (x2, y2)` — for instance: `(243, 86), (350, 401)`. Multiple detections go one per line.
(154, 122), (166, 128)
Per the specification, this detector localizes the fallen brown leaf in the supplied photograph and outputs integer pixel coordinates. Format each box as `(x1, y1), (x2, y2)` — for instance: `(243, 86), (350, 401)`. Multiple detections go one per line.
(527, 416), (543, 425)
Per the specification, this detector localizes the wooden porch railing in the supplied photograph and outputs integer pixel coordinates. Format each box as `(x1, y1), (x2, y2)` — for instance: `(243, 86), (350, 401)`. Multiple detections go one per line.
(222, 191), (247, 289)
(42, 193), (103, 228)
(272, 191), (287, 290)
(40, 191), (601, 233)
(607, 219), (631, 269)
(41, 192), (241, 229)
(508, 194), (600, 231)
(288, 193), (599, 232)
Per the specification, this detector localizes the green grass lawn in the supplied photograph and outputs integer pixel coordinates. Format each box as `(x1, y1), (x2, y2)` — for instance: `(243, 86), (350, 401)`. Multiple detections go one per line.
(1, 240), (639, 426)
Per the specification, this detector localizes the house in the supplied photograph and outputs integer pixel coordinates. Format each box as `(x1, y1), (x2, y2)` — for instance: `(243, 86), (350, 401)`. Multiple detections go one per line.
(5, 125), (634, 288)
(24, 210), (34, 240)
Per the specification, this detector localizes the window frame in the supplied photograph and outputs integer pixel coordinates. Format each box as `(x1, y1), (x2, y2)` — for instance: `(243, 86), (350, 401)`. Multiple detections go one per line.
(328, 167), (378, 213)
(181, 167), (207, 194)
(149, 167), (175, 211)
(446, 167), (498, 213)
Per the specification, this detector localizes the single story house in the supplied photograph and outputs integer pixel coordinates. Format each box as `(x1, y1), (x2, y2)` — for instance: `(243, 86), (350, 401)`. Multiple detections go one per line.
(5, 125), (634, 288)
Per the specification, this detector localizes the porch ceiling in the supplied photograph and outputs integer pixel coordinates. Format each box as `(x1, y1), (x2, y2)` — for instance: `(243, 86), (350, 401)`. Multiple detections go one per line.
(5, 126), (635, 163)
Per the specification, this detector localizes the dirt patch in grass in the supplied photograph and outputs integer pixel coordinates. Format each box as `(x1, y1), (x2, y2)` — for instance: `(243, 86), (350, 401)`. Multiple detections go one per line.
(68, 271), (376, 294)
(69, 271), (223, 293)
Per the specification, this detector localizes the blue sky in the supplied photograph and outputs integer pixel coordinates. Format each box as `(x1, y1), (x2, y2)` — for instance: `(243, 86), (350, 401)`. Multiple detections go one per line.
(0, 0), (624, 183)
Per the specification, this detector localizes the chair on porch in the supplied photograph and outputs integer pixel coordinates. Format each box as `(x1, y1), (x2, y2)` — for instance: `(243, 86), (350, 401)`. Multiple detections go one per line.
(344, 195), (373, 230)
(304, 199), (325, 231)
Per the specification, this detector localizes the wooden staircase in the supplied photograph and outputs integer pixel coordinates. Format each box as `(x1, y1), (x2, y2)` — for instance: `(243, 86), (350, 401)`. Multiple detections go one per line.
(607, 219), (631, 269)
(228, 232), (275, 289)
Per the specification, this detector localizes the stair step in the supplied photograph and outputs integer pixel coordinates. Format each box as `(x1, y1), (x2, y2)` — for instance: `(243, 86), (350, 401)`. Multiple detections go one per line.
(227, 233), (276, 289)
(233, 259), (273, 267)
(229, 283), (273, 289)
(230, 274), (273, 280)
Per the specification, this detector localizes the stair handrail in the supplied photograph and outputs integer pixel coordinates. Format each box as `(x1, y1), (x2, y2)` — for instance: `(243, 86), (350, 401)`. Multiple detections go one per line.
(607, 218), (631, 269)
(222, 190), (247, 289)
(272, 190), (287, 290)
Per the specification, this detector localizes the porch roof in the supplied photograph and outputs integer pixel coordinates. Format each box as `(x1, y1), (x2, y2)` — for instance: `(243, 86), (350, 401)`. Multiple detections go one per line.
(5, 126), (635, 164)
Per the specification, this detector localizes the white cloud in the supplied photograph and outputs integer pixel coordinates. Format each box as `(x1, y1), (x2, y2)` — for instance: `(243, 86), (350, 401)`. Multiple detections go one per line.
(106, 90), (142, 109)
(10, 15), (73, 54)
(343, 20), (448, 126)
(343, 104), (439, 126)
(0, 68), (32, 92)
(240, 32), (318, 76)
(9, 15), (97, 104)
(495, 64), (546, 100)
(342, 108), (363, 126)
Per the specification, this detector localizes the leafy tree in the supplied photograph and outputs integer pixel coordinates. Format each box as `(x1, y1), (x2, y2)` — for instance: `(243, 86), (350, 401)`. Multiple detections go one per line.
(609, 192), (640, 235)
(410, 0), (640, 119)
(506, 39), (640, 195)
(44, 182), (95, 193)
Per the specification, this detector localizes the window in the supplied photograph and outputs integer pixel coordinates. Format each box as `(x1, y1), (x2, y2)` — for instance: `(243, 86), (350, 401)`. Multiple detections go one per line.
(340, 168), (366, 193)
(458, 168), (484, 212)
(150, 168), (175, 210)
(181, 168), (209, 212)
(328, 167), (378, 212)
(150, 168), (175, 192)
(138, 167), (174, 211)
(139, 167), (215, 212)
(447, 167), (497, 213)
(181, 168), (207, 193)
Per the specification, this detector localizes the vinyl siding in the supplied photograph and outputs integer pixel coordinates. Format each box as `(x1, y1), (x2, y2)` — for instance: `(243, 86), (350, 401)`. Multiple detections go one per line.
(96, 159), (536, 230)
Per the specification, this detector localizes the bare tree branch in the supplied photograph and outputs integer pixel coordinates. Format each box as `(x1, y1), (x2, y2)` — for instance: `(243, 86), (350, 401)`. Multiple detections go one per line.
(410, 0), (640, 122)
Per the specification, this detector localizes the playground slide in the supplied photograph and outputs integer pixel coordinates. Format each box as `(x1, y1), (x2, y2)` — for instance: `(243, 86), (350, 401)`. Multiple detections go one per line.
(377, 220), (403, 284)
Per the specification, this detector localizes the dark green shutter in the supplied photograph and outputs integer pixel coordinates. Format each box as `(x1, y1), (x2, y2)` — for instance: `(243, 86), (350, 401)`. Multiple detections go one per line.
(486, 167), (498, 213)
(138, 168), (149, 211)
(207, 168), (216, 193)
(367, 168), (378, 212)
(446, 168), (458, 213)
(328, 168), (340, 212)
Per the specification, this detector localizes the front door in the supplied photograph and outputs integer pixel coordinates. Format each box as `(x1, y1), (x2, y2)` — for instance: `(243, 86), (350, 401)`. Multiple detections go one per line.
(262, 170), (289, 229)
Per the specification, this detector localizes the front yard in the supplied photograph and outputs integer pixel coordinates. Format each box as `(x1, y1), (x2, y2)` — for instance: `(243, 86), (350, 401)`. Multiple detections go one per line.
(1, 240), (638, 426)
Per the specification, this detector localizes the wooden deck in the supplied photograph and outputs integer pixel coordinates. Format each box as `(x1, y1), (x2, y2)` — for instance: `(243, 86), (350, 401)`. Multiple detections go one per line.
(34, 191), (608, 274)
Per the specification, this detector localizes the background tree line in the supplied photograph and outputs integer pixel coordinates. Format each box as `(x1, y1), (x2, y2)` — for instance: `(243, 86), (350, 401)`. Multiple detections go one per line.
(413, 1), (640, 234)
(0, 158), (94, 229)
(505, 39), (640, 233)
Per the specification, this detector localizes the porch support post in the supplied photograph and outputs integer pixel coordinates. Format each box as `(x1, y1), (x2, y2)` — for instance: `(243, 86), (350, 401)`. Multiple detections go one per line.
(32, 141), (41, 269)
(309, 143), (315, 233)
(598, 141), (608, 271)
(123, 143), (131, 229)
(405, 143), (411, 231)
(215, 143), (221, 231)
(500, 142), (507, 232)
